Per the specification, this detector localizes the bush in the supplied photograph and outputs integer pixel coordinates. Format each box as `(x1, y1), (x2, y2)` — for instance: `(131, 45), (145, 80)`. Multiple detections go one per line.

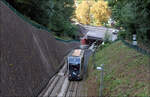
(104, 31), (112, 43)
(118, 30), (127, 39)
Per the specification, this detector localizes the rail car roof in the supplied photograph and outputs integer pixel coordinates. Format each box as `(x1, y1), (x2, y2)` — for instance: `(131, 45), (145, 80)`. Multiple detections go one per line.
(72, 49), (82, 56)
(68, 49), (84, 57)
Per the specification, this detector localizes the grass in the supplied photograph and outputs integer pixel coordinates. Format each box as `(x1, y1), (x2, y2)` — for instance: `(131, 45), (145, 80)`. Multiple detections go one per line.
(86, 41), (150, 97)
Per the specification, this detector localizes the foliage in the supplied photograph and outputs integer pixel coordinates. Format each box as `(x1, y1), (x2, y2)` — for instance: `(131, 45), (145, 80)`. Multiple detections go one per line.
(75, 1), (91, 24)
(75, 0), (83, 5)
(47, 0), (76, 37)
(108, 0), (150, 44)
(90, 0), (111, 26)
(5, 0), (77, 37)
(104, 31), (112, 43)
(75, 0), (110, 26)
(118, 30), (127, 39)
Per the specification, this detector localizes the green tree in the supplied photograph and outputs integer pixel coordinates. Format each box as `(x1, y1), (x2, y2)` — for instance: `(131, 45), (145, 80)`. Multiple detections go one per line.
(108, 0), (150, 44)
(5, 0), (77, 37)
(48, 0), (76, 37)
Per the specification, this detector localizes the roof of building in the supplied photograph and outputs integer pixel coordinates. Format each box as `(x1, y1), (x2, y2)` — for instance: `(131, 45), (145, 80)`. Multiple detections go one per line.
(84, 26), (119, 41)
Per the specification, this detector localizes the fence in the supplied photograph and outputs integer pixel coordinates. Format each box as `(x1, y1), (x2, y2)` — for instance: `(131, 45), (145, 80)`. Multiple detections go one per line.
(120, 38), (150, 57)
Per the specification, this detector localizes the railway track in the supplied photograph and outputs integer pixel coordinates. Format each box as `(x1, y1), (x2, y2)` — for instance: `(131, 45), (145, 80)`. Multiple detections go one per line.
(38, 57), (90, 97)
(38, 47), (94, 97)
(38, 62), (87, 97)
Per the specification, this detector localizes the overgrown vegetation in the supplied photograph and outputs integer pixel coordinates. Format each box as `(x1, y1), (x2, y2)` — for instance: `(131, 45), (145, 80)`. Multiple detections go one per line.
(86, 41), (150, 97)
(108, 0), (150, 45)
(5, 0), (78, 38)
(104, 31), (112, 43)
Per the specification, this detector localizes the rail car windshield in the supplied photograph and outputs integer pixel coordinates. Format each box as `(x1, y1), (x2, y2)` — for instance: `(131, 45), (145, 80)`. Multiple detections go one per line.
(68, 57), (80, 65)
(69, 65), (80, 72)
(68, 57), (81, 72)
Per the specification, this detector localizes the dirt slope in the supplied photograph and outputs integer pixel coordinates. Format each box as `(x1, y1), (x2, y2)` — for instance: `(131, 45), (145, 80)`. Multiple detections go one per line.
(0, 1), (79, 97)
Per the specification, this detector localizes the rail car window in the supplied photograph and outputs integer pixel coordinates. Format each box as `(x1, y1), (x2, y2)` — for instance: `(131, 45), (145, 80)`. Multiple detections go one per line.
(69, 64), (80, 71)
(68, 57), (80, 65)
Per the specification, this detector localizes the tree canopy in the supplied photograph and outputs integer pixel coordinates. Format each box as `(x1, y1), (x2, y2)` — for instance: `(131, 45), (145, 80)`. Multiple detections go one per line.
(5, 0), (77, 37)
(90, 0), (111, 26)
(75, 1), (91, 24)
(108, 0), (150, 44)
(75, 0), (111, 26)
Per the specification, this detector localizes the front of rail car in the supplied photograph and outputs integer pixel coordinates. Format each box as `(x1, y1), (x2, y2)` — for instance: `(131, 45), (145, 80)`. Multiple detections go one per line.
(67, 56), (83, 81)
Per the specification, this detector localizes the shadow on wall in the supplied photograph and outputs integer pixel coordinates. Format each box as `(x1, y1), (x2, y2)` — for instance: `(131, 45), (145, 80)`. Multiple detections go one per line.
(0, 1), (79, 97)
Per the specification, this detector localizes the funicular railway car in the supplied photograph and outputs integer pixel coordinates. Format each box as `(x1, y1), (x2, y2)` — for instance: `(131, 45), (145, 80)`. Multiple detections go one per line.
(67, 49), (84, 81)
